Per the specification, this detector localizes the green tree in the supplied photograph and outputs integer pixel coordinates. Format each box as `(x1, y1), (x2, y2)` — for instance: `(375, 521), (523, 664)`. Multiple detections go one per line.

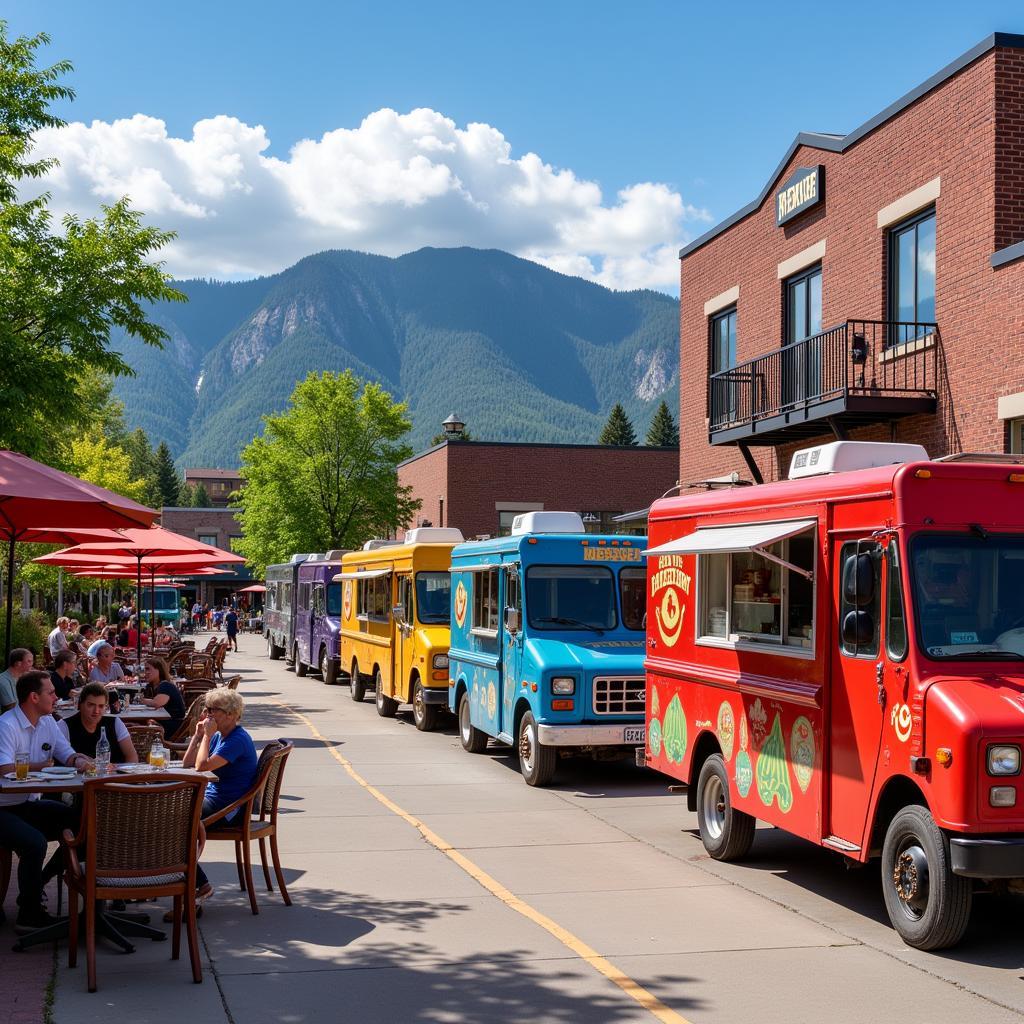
(177, 481), (195, 506)
(153, 441), (182, 508)
(234, 370), (421, 576)
(645, 400), (679, 447)
(192, 482), (211, 507)
(0, 25), (184, 464)
(599, 403), (638, 446)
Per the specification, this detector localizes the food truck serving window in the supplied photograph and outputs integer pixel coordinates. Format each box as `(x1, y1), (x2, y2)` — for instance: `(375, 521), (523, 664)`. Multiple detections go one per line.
(357, 574), (391, 620)
(472, 569), (500, 634)
(649, 521), (816, 651)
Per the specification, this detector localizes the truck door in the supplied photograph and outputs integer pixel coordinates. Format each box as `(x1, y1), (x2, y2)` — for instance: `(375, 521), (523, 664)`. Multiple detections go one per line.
(828, 540), (884, 849)
(308, 584), (321, 664)
(395, 573), (414, 701)
(501, 565), (522, 736)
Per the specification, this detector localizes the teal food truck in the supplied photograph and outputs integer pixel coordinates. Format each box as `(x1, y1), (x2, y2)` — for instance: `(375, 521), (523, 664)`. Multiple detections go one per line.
(448, 512), (647, 786)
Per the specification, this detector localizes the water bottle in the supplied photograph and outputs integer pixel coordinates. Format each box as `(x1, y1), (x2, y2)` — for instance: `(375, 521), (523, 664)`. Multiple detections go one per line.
(95, 729), (111, 775)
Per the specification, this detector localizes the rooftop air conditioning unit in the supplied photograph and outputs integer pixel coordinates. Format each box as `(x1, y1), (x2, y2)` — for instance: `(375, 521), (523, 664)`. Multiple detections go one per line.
(362, 539), (404, 551)
(510, 511), (585, 536)
(404, 528), (464, 544)
(290, 553), (317, 563)
(788, 441), (929, 480)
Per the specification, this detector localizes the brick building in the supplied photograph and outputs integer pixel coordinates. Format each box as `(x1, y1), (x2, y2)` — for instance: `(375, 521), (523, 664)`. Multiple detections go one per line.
(183, 468), (242, 508)
(398, 440), (679, 540)
(159, 506), (252, 606)
(679, 33), (1024, 485)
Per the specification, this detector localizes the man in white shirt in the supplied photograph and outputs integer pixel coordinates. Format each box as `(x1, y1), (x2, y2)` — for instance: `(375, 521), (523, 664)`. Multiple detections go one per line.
(47, 617), (70, 658)
(88, 644), (125, 684)
(0, 670), (88, 932)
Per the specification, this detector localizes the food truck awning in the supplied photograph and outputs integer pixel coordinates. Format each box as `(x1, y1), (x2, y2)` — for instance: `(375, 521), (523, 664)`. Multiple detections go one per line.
(333, 568), (392, 582)
(643, 519), (816, 579)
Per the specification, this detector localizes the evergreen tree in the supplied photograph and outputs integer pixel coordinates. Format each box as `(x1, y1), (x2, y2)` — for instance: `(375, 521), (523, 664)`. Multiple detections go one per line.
(599, 403), (638, 446)
(153, 441), (182, 507)
(192, 482), (211, 507)
(176, 481), (195, 507)
(645, 400), (679, 447)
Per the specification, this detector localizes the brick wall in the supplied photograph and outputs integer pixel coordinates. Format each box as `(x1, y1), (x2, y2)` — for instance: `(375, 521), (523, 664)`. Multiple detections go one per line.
(680, 46), (1024, 484)
(159, 508), (244, 551)
(398, 442), (679, 540)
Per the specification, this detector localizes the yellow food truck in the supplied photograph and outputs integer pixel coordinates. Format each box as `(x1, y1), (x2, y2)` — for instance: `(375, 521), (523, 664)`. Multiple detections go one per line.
(336, 527), (464, 730)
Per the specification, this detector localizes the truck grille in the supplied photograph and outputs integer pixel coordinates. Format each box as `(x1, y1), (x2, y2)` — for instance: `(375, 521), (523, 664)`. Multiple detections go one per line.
(592, 677), (645, 715)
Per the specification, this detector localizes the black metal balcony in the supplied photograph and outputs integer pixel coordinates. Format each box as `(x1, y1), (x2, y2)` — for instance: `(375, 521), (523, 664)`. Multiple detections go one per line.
(708, 320), (939, 446)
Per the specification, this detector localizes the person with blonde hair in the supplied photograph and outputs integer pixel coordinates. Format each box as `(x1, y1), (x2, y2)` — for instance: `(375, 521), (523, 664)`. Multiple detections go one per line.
(182, 688), (258, 902)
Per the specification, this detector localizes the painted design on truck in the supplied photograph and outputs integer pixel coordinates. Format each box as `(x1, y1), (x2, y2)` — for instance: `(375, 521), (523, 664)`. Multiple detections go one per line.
(454, 579), (468, 629)
(756, 713), (794, 812)
(717, 701), (735, 761)
(650, 555), (691, 648)
(735, 750), (754, 797)
(790, 716), (815, 793)
(891, 703), (912, 743)
(662, 694), (687, 764)
(749, 697), (768, 750)
(343, 582), (352, 620)
(487, 681), (498, 719)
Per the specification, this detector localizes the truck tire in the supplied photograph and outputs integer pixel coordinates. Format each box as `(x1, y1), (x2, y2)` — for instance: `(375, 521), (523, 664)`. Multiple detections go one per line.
(375, 670), (399, 717)
(881, 805), (972, 950)
(696, 754), (756, 861)
(458, 691), (488, 753)
(267, 635), (281, 661)
(293, 645), (307, 677)
(320, 648), (338, 685)
(412, 679), (439, 732)
(518, 711), (557, 787)
(350, 660), (366, 703)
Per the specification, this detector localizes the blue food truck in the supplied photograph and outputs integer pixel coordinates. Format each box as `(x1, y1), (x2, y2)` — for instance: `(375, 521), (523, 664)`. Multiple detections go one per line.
(448, 511), (648, 786)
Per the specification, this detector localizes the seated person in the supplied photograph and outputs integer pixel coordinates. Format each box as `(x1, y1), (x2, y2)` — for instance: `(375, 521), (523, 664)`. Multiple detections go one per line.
(182, 689), (258, 901)
(136, 657), (186, 739)
(59, 683), (137, 764)
(47, 616), (70, 658)
(49, 649), (79, 701)
(88, 644), (125, 685)
(69, 623), (95, 656)
(118, 616), (148, 650)
(0, 648), (33, 713)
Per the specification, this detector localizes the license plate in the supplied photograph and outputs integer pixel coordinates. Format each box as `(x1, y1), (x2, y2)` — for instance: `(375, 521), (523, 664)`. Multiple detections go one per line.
(623, 726), (646, 744)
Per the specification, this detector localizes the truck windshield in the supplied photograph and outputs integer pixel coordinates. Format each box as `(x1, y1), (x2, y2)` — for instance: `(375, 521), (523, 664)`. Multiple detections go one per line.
(141, 590), (179, 611)
(910, 533), (1024, 659)
(326, 583), (343, 616)
(416, 572), (451, 624)
(527, 565), (616, 632)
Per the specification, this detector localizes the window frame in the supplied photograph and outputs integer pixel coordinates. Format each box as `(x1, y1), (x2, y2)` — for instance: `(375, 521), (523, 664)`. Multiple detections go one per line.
(694, 524), (817, 659)
(357, 574), (391, 622)
(838, 540), (882, 659)
(887, 206), (936, 343)
(708, 305), (738, 424)
(471, 568), (500, 637)
(525, 563), (618, 632)
(885, 540), (909, 662)
(783, 262), (822, 346)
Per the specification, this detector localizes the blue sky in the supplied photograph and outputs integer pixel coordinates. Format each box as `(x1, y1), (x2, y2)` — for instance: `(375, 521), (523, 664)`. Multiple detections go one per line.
(6, 1), (1022, 290)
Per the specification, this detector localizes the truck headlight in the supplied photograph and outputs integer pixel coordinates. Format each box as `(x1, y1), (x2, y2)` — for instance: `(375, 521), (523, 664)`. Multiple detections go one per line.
(551, 676), (575, 695)
(987, 744), (1021, 776)
(432, 653), (449, 670)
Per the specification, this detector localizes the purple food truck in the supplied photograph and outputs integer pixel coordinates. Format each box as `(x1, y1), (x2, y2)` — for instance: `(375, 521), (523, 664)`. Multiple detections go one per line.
(292, 550), (348, 684)
(265, 553), (314, 662)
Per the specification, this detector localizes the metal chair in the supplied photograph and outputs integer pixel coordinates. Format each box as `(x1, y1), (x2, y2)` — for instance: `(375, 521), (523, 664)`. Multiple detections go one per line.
(63, 773), (207, 991)
(202, 740), (294, 915)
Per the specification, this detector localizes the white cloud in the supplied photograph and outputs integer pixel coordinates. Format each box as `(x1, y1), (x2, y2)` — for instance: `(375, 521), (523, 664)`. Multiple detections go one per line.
(28, 107), (711, 292)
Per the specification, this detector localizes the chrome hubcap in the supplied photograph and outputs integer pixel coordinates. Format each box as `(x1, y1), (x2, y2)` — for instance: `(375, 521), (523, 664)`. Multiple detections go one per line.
(519, 724), (535, 770)
(701, 774), (726, 841)
(460, 700), (471, 740)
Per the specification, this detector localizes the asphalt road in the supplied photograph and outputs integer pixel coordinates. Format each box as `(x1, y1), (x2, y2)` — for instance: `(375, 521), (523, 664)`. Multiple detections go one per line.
(52, 633), (1024, 1024)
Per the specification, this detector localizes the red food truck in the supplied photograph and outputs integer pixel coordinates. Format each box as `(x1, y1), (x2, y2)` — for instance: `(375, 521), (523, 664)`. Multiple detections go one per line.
(643, 441), (1024, 950)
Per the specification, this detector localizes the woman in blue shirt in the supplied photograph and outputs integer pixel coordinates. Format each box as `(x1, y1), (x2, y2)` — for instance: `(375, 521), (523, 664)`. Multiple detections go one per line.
(182, 688), (258, 902)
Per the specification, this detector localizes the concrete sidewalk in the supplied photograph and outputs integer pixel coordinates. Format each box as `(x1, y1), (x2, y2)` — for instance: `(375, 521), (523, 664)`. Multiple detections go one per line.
(45, 633), (1024, 1024)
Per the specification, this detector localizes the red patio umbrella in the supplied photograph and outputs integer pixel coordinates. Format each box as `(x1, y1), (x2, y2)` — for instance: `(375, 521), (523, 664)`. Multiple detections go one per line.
(237, 584), (266, 593)
(0, 450), (157, 656)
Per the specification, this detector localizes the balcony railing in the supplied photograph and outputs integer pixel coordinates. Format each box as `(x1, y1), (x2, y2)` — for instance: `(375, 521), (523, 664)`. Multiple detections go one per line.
(708, 320), (939, 444)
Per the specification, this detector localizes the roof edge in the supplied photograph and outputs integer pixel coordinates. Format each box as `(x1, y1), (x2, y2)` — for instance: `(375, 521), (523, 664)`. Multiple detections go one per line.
(680, 32), (1023, 261)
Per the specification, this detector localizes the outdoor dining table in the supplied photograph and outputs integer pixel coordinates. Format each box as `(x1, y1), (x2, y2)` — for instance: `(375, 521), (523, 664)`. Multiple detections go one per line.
(2, 766), (215, 952)
(54, 703), (169, 722)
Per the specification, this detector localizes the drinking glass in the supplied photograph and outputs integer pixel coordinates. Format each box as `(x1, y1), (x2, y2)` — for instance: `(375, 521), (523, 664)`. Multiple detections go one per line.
(148, 748), (166, 770)
(14, 750), (29, 781)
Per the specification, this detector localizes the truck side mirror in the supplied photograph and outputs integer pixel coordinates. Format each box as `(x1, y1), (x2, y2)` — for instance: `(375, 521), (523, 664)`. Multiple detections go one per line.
(504, 607), (520, 633)
(842, 552), (875, 607)
(842, 610), (875, 648)
(392, 604), (405, 622)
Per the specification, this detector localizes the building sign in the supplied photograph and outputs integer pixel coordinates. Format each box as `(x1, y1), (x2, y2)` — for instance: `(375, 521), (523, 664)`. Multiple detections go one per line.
(776, 166), (824, 226)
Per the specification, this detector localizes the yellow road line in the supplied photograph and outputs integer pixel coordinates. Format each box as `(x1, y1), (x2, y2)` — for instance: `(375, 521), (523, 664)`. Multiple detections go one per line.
(272, 696), (695, 1024)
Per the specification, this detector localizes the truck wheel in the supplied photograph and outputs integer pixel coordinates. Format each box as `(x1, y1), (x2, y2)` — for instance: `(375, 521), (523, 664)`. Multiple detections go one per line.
(320, 648), (338, 685)
(293, 645), (307, 677)
(881, 805), (972, 950)
(375, 671), (399, 717)
(697, 754), (755, 861)
(350, 660), (366, 702)
(458, 691), (488, 753)
(412, 679), (439, 732)
(267, 635), (281, 661)
(518, 711), (556, 787)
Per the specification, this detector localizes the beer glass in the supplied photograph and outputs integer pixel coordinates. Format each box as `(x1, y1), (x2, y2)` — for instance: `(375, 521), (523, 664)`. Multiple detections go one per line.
(14, 750), (29, 781)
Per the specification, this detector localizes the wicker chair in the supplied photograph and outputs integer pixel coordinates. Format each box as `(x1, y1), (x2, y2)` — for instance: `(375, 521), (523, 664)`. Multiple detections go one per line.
(167, 649), (192, 678)
(184, 653), (214, 679)
(202, 740), (294, 915)
(182, 680), (216, 710)
(165, 699), (206, 752)
(211, 641), (229, 681)
(224, 674), (242, 691)
(63, 773), (207, 991)
(125, 724), (165, 761)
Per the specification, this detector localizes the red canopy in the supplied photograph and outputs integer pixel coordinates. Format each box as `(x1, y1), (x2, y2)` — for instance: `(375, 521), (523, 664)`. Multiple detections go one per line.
(57, 525), (240, 561)
(237, 584), (266, 593)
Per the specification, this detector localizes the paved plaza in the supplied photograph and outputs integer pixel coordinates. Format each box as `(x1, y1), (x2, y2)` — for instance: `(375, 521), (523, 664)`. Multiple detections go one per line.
(3, 632), (1015, 1023)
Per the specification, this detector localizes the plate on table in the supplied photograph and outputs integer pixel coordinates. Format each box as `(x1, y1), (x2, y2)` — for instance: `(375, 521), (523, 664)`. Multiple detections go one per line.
(115, 763), (157, 774)
(41, 766), (78, 777)
(3, 771), (46, 781)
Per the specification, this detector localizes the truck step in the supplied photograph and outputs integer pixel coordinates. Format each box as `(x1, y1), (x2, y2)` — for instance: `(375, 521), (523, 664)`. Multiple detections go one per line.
(822, 835), (861, 853)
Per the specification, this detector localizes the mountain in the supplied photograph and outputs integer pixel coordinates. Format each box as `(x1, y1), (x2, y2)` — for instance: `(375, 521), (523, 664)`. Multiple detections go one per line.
(109, 247), (680, 466)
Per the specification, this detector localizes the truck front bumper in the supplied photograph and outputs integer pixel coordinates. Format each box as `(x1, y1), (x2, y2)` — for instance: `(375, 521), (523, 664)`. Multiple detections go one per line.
(949, 835), (1024, 878)
(421, 687), (449, 705)
(537, 723), (645, 747)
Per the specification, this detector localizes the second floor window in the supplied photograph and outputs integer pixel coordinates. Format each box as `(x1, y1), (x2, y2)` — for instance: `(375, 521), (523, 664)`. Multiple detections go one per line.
(709, 307), (738, 425)
(889, 208), (935, 344)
